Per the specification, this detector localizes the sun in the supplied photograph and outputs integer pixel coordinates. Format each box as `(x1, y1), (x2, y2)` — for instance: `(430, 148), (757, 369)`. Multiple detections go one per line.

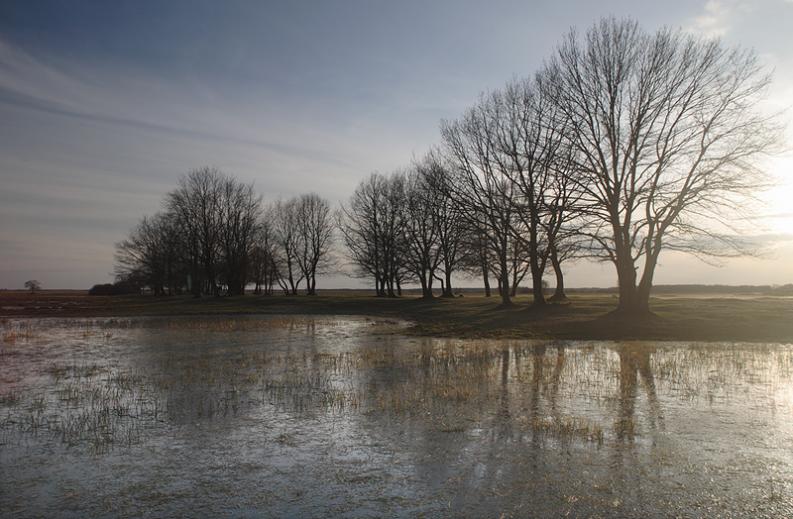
(762, 155), (793, 236)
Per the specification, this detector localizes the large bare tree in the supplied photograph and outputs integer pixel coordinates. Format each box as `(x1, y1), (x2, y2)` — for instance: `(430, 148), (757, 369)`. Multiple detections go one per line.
(441, 97), (522, 306)
(488, 78), (579, 306)
(545, 18), (780, 315)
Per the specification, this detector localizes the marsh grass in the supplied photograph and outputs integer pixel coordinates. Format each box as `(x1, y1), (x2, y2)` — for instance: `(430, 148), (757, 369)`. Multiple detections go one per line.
(2, 322), (36, 344)
(2, 316), (793, 455)
(5, 290), (793, 342)
(526, 416), (605, 445)
(0, 390), (21, 406)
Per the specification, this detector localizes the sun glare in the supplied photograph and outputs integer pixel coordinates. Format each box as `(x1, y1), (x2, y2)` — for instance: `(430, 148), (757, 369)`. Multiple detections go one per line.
(763, 155), (793, 235)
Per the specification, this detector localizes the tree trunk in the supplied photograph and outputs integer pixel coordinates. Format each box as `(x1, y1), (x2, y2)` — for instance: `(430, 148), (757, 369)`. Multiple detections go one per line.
(528, 221), (546, 306)
(287, 266), (296, 295)
(482, 265), (491, 297)
(614, 244), (644, 315)
(529, 268), (545, 306)
(634, 248), (660, 315)
(443, 269), (453, 298)
(499, 258), (512, 306)
(419, 274), (432, 299)
(549, 247), (567, 302)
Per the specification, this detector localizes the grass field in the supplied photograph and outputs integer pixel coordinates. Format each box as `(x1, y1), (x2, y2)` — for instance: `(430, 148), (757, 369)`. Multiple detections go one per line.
(2, 289), (792, 343)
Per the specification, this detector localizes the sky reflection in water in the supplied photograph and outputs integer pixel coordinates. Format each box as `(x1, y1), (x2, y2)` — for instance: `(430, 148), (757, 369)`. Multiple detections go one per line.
(1, 315), (792, 517)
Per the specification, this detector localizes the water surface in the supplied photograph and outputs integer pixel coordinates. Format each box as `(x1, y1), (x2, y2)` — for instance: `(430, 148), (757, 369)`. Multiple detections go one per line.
(2, 315), (793, 517)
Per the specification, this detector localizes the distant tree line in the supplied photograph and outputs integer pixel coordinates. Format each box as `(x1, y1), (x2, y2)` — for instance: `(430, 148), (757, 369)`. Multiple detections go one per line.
(115, 18), (780, 315)
(115, 167), (333, 297)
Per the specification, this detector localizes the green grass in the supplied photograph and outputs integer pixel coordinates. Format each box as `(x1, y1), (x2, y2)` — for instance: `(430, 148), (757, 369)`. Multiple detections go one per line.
(3, 290), (792, 342)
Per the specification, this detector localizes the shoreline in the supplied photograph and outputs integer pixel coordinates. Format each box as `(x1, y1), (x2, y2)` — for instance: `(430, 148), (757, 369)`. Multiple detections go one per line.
(2, 291), (793, 343)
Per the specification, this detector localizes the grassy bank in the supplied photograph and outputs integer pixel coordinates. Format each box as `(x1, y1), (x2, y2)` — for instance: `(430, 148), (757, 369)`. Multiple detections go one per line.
(1, 289), (792, 343)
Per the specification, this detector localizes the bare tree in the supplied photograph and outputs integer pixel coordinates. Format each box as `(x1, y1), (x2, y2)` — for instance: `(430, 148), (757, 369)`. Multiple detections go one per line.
(250, 217), (281, 295)
(441, 96), (521, 306)
(294, 193), (334, 295)
(402, 167), (442, 298)
(545, 18), (781, 315)
(166, 167), (224, 296)
(24, 279), (41, 293)
(338, 174), (387, 295)
(272, 198), (304, 295)
(115, 213), (184, 295)
(418, 150), (466, 297)
(379, 174), (410, 297)
(219, 177), (262, 295)
(338, 173), (408, 297)
(498, 76), (583, 305)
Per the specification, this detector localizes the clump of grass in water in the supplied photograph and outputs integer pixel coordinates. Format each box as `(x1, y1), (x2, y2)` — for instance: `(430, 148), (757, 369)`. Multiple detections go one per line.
(526, 415), (605, 445)
(30, 395), (46, 413)
(0, 390), (21, 406)
(2, 323), (36, 344)
(0, 361), (163, 453)
(275, 432), (296, 446)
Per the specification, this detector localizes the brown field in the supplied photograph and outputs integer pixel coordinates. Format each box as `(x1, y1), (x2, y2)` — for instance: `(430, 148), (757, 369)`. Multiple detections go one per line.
(2, 289), (792, 343)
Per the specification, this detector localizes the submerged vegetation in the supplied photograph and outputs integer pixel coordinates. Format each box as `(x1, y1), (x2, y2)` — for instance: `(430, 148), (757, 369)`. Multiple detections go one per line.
(3, 315), (793, 516)
(1, 315), (792, 452)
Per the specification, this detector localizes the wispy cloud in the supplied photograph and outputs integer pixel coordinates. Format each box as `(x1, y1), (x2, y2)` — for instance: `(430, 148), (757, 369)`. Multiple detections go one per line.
(0, 39), (358, 170)
(0, 36), (443, 288)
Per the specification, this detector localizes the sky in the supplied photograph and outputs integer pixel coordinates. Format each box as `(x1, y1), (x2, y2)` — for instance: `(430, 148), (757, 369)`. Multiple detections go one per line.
(0, 0), (792, 290)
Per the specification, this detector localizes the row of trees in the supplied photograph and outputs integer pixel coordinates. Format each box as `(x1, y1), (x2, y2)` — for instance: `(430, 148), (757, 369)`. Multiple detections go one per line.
(337, 144), (573, 306)
(117, 19), (779, 315)
(340, 18), (779, 314)
(115, 167), (333, 297)
(338, 156), (465, 299)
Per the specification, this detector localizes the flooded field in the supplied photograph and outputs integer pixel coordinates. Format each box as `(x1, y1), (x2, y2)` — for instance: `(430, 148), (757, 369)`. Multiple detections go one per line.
(2, 315), (793, 517)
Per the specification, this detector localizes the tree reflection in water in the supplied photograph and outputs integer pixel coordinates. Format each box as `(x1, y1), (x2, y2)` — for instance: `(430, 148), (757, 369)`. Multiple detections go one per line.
(3, 317), (793, 517)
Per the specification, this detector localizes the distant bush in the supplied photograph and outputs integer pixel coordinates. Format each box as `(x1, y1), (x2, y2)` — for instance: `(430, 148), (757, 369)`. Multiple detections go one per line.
(88, 281), (140, 296)
(88, 284), (114, 295)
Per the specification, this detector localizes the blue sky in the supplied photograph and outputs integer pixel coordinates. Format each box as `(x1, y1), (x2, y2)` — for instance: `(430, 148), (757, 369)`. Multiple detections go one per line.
(1, 0), (792, 289)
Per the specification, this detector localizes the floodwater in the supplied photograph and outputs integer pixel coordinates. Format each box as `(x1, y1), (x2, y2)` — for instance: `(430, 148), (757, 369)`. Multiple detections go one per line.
(2, 316), (793, 517)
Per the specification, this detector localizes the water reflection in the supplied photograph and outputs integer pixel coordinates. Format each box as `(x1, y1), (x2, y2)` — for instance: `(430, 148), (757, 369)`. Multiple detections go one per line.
(2, 316), (793, 517)
(614, 344), (663, 441)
